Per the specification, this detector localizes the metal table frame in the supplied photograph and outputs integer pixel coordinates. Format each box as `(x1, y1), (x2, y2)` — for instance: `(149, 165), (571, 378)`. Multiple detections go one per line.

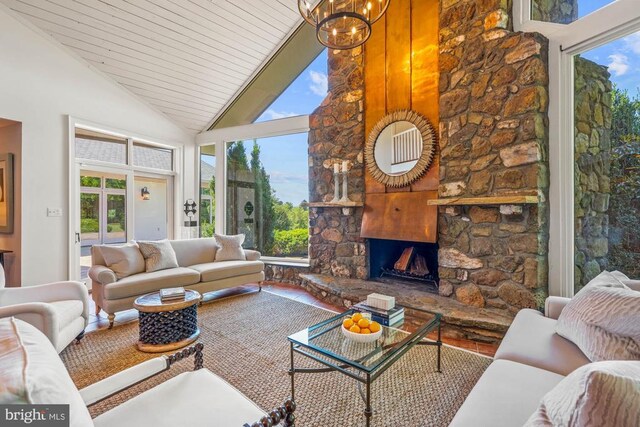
(288, 306), (442, 426)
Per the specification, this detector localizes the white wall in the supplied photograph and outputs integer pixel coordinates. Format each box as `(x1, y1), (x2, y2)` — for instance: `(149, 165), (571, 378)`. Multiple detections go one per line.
(0, 7), (194, 285)
(134, 177), (168, 241)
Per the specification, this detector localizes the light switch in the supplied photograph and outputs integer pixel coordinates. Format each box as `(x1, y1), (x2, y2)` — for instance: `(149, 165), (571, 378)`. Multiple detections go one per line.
(47, 208), (63, 217)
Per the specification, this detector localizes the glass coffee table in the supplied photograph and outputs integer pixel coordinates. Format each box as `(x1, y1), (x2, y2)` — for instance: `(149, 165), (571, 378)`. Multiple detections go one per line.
(287, 305), (442, 426)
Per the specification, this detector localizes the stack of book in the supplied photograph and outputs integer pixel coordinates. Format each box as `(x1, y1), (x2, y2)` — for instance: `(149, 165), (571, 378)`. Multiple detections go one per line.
(352, 301), (405, 326)
(159, 287), (186, 302)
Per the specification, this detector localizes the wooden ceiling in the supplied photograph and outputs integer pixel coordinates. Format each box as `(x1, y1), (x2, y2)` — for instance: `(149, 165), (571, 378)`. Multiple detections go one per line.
(1, 0), (302, 134)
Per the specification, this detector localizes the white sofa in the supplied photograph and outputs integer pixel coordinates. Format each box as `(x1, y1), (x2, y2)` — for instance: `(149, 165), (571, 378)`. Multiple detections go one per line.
(1, 317), (295, 427)
(89, 238), (265, 327)
(0, 263), (90, 352)
(450, 279), (640, 426)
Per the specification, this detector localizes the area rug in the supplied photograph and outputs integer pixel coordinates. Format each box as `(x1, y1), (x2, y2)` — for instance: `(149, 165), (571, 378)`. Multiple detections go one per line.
(60, 291), (491, 426)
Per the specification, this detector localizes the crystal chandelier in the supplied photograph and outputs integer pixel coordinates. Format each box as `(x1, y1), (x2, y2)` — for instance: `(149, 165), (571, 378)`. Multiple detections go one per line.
(298, 0), (390, 50)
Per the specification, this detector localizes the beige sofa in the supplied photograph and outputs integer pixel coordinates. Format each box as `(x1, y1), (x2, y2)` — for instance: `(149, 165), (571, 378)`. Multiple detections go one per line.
(89, 238), (265, 327)
(450, 278), (640, 426)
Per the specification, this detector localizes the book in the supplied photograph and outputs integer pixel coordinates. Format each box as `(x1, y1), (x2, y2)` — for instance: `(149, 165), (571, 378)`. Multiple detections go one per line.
(369, 313), (404, 327)
(160, 287), (185, 301)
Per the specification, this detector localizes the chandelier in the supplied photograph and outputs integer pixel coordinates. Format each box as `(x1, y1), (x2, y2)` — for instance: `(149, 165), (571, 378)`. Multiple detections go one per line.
(298, 0), (390, 50)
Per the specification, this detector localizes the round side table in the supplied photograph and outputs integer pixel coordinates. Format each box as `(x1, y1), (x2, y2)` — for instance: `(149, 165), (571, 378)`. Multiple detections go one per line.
(133, 290), (201, 353)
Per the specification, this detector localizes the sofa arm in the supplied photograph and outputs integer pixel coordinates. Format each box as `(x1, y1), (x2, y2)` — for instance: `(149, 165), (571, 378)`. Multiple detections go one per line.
(621, 279), (640, 292)
(80, 343), (204, 406)
(0, 303), (58, 341)
(88, 265), (117, 285)
(545, 296), (571, 320)
(244, 250), (262, 261)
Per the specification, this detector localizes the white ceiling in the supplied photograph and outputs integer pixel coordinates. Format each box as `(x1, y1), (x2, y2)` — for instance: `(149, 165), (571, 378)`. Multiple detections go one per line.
(1, 0), (302, 134)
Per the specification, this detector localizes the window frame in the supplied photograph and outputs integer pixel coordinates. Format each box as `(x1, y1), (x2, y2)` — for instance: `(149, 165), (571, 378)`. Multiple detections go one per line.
(197, 115), (311, 264)
(514, 0), (640, 296)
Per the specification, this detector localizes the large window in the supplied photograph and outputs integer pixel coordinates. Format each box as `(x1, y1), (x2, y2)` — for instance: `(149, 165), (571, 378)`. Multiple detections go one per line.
(225, 135), (309, 259)
(199, 146), (216, 238)
(573, 32), (640, 292)
(531, 0), (616, 24)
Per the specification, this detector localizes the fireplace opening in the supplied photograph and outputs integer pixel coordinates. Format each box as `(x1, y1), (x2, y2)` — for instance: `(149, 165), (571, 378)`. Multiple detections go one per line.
(368, 238), (439, 293)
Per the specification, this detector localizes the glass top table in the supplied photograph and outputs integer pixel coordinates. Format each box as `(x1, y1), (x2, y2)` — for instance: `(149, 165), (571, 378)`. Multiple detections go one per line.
(287, 305), (442, 426)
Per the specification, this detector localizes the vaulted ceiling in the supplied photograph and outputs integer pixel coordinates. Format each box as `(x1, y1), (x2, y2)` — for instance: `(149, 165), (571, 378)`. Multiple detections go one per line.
(1, 0), (303, 133)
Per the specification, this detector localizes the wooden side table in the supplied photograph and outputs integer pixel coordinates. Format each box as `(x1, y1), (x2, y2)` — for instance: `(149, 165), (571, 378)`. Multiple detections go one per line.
(133, 290), (201, 353)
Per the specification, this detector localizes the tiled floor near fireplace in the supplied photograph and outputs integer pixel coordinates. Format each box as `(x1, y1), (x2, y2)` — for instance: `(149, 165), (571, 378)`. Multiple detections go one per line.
(85, 283), (498, 357)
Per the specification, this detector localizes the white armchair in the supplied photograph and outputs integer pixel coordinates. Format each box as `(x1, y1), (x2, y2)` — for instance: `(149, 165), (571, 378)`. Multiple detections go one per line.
(0, 265), (90, 352)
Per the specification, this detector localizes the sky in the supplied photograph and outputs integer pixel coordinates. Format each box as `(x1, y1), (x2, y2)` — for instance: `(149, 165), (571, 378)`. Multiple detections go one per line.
(575, 1), (639, 94)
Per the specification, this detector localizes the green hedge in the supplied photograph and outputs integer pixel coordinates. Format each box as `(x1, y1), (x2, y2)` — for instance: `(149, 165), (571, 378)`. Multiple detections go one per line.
(81, 218), (99, 233)
(272, 228), (308, 257)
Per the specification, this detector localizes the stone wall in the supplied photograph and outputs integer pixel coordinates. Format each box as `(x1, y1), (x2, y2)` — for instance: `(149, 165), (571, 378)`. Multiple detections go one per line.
(573, 57), (612, 290)
(308, 46), (367, 279)
(437, 0), (550, 314)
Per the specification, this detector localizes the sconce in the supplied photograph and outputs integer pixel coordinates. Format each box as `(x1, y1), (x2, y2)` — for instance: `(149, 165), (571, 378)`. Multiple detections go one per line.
(141, 187), (150, 200)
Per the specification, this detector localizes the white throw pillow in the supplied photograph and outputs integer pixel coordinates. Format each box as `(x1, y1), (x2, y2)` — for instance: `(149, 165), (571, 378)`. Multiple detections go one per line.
(2, 318), (94, 427)
(137, 240), (179, 272)
(98, 243), (145, 279)
(555, 271), (640, 361)
(524, 361), (640, 427)
(214, 234), (246, 262)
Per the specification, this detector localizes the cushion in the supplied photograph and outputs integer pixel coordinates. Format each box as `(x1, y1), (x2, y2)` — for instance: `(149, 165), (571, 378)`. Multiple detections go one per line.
(556, 271), (640, 361)
(189, 260), (264, 282)
(98, 243), (145, 279)
(525, 361), (640, 427)
(169, 238), (218, 267)
(103, 268), (200, 300)
(93, 369), (265, 427)
(1, 318), (93, 427)
(494, 309), (590, 376)
(214, 234), (246, 262)
(0, 318), (28, 403)
(449, 359), (564, 427)
(138, 240), (180, 273)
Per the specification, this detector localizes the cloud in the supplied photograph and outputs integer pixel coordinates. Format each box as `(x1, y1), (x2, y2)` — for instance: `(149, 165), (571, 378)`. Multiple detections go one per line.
(262, 109), (299, 120)
(309, 70), (328, 96)
(624, 32), (640, 55)
(607, 53), (629, 76)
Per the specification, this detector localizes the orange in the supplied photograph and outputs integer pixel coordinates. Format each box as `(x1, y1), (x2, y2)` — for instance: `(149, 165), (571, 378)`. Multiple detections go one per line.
(369, 321), (381, 333)
(357, 318), (370, 329)
(343, 318), (354, 329)
(351, 313), (363, 323)
(360, 328), (371, 334)
(349, 324), (361, 333)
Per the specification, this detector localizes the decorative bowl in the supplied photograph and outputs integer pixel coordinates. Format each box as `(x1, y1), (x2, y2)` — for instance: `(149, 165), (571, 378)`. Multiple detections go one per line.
(341, 326), (383, 343)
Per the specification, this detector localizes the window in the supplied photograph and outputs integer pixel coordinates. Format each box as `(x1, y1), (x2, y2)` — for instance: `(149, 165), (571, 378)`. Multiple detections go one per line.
(225, 135), (309, 259)
(531, 0), (616, 24)
(75, 135), (127, 164)
(573, 32), (640, 292)
(133, 142), (173, 171)
(199, 146), (216, 238)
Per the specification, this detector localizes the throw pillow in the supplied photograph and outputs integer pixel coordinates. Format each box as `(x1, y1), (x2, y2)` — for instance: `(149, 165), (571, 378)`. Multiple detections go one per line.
(137, 240), (179, 272)
(214, 234), (246, 261)
(98, 243), (145, 279)
(524, 361), (640, 427)
(555, 271), (640, 361)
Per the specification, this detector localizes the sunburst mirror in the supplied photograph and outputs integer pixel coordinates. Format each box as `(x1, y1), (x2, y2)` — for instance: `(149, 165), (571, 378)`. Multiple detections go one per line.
(365, 110), (437, 187)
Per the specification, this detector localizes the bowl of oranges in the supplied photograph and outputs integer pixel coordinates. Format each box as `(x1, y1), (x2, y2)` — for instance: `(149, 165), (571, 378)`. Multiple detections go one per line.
(341, 312), (383, 343)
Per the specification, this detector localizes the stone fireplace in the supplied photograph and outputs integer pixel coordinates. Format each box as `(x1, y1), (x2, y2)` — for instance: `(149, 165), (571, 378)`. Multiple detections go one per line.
(266, 0), (551, 341)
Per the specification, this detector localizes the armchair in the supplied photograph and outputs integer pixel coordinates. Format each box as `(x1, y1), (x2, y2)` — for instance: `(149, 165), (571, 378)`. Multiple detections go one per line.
(0, 264), (90, 353)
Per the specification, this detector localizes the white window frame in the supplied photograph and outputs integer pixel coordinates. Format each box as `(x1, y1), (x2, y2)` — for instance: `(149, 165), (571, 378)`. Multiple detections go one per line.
(68, 116), (182, 281)
(196, 115), (311, 265)
(513, 0), (640, 296)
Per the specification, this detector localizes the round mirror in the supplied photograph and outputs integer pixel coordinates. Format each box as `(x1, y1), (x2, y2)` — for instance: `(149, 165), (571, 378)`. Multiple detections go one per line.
(373, 121), (423, 176)
(365, 110), (436, 187)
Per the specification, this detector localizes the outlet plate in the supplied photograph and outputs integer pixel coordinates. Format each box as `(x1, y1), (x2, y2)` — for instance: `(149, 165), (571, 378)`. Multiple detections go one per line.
(47, 208), (63, 217)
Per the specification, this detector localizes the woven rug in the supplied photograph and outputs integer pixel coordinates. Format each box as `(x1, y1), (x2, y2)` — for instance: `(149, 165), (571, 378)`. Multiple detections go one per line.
(60, 291), (491, 426)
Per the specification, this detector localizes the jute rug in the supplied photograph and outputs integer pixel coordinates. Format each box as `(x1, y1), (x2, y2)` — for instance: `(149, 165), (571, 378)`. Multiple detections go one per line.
(60, 292), (491, 426)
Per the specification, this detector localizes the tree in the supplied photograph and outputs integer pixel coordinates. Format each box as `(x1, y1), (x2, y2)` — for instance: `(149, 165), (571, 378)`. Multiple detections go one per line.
(608, 87), (640, 277)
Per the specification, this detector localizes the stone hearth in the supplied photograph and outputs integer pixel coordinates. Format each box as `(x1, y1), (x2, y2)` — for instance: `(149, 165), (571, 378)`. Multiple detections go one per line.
(300, 274), (511, 343)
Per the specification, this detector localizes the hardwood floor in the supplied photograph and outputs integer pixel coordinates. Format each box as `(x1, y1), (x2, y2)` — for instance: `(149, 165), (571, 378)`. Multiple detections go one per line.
(86, 282), (498, 357)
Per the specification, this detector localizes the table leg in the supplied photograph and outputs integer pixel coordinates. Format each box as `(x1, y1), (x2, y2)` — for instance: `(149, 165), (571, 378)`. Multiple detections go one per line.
(289, 342), (296, 401)
(437, 321), (442, 373)
(364, 373), (372, 427)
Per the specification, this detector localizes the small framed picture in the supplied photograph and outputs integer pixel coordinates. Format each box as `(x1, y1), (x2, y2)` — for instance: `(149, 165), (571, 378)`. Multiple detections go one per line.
(0, 153), (14, 234)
